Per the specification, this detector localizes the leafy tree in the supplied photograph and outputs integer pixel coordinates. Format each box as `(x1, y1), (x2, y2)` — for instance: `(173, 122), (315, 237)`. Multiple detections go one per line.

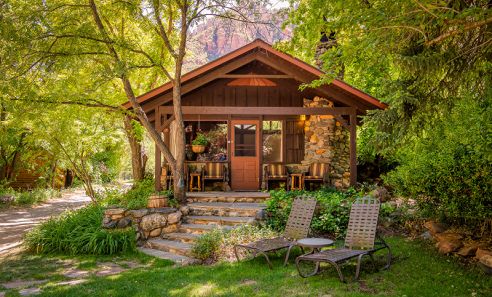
(285, 0), (492, 226)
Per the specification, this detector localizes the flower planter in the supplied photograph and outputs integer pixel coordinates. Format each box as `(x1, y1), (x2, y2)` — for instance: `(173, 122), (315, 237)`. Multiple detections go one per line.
(147, 194), (168, 208)
(192, 145), (206, 154)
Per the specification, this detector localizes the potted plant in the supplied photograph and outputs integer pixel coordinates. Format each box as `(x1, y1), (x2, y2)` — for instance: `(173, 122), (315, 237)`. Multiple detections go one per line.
(191, 133), (208, 153)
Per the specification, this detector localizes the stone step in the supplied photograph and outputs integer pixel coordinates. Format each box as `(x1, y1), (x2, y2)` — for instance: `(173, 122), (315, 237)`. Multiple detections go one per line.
(137, 247), (199, 266)
(188, 202), (265, 217)
(179, 223), (233, 235)
(162, 232), (199, 243)
(146, 238), (193, 257)
(186, 192), (270, 203)
(185, 215), (255, 226)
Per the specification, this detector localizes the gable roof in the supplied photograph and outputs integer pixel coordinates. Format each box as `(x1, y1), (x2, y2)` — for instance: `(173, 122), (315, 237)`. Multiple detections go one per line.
(123, 39), (387, 111)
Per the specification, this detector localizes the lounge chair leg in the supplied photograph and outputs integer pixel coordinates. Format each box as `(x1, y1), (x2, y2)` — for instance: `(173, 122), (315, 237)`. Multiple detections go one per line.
(259, 251), (273, 269)
(369, 253), (377, 271)
(295, 258), (319, 278)
(355, 254), (364, 280)
(284, 245), (294, 266)
(333, 262), (346, 283)
(234, 245), (241, 262)
(384, 245), (392, 270)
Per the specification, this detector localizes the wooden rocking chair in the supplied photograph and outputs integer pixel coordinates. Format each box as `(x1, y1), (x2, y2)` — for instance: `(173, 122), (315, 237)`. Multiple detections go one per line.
(295, 196), (392, 282)
(234, 197), (317, 269)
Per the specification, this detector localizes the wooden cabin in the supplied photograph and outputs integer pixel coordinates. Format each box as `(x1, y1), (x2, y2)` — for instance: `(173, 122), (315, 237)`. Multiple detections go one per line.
(124, 39), (386, 191)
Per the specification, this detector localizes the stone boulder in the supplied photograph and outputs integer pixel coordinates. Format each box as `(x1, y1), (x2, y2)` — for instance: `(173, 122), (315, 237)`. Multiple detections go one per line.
(423, 221), (447, 236)
(126, 209), (149, 218)
(167, 211), (182, 225)
(117, 218), (131, 228)
(371, 187), (391, 202)
(102, 217), (117, 229)
(104, 208), (126, 216)
(475, 248), (492, 260)
(434, 233), (463, 254)
(0, 194), (14, 203)
(140, 213), (168, 231)
(179, 205), (190, 216)
(479, 255), (492, 274)
(456, 243), (481, 257)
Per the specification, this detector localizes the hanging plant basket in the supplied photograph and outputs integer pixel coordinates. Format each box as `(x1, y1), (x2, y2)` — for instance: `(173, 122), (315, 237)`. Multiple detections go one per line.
(192, 145), (206, 154)
(191, 133), (208, 154)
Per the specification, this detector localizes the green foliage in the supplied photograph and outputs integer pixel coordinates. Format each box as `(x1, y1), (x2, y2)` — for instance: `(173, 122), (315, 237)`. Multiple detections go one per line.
(191, 228), (223, 261)
(266, 189), (362, 239)
(101, 179), (155, 210)
(384, 100), (492, 226)
(0, 184), (60, 207)
(192, 133), (209, 146)
(91, 144), (123, 184)
(192, 225), (279, 262)
(285, 0), (492, 228)
(130, 120), (145, 142)
(266, 188), (405, 239)
(25, 204), (135, 255)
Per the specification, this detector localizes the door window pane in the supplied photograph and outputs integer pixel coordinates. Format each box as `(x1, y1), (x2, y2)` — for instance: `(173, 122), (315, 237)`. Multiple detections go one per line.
(263, 121), (282, 163)
(234, 124), (256, 156)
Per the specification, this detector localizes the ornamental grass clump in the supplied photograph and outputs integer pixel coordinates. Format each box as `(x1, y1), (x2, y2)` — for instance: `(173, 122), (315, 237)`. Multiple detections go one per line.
(192, 225), (278, 263)
(25, 204), (135, 255)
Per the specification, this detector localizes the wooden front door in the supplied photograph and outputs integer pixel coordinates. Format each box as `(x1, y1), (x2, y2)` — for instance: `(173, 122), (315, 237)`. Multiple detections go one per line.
(231, 120), (260, 190)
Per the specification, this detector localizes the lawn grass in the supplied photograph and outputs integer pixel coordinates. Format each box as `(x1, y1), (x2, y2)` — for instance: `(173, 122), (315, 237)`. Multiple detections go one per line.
(1, 237), (490, 297)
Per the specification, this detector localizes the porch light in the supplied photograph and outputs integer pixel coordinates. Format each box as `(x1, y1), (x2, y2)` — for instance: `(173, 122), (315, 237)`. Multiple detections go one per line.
(300, 115), (307, 121)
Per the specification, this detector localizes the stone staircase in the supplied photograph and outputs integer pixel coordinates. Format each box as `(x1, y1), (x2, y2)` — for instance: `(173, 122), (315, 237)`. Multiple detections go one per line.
(138, 192), (269, 265)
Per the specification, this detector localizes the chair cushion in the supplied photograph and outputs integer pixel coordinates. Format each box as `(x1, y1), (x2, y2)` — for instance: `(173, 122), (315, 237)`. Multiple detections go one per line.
(204, 163), (224, 178)
(308, 163), (328, 178)
(304, 176), (323, 180)
(267, 164), (286, 177)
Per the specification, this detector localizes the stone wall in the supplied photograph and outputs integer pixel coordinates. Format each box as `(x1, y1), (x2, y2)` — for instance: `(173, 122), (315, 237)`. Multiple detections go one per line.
(302, 96), (351, 188)
(103, 207), (182, 241)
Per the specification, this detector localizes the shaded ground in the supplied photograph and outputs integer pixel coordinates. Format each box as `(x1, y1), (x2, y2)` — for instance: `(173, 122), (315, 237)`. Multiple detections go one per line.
(0, 189), (91, 255)
(0, 238), (490, 297)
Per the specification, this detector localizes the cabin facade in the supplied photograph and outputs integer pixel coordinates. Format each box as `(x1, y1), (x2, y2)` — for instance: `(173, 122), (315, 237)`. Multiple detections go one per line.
(124, 39), (386, 191)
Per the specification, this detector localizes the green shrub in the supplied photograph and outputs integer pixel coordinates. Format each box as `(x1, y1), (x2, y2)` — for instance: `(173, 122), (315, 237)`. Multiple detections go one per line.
(266, 188), (364, 239)
(191, 228), (223, 261)
(0, 185), (60, 206)
(100, 179), (155, 209)
(25, 204), (136, 255)
(384, 100), (492, 227)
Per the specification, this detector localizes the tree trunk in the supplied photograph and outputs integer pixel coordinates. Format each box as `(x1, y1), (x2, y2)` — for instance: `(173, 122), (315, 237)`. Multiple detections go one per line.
(123, 115), (147, 181)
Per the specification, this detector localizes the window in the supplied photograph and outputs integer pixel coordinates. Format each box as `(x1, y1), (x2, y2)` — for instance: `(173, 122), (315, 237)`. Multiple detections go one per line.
(263, 121), (282, 163)
(184, 121), (228, 161)
(234, 124), (257, 156)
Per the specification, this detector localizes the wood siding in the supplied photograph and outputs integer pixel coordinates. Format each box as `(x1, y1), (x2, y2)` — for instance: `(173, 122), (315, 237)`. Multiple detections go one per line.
(180, 78), (314, 108)
(285, 119), (305, 163)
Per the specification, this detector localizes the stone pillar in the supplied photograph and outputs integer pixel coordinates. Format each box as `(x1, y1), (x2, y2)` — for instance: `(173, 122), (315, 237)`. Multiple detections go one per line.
(302, 96), (351, 188)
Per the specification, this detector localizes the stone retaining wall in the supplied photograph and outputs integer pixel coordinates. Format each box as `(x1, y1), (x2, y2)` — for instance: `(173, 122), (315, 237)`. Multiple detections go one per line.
(103, 207), (182, 240)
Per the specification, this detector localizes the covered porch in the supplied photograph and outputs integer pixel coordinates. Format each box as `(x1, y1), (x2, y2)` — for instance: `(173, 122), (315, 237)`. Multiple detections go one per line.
(123, 39), (386, 192)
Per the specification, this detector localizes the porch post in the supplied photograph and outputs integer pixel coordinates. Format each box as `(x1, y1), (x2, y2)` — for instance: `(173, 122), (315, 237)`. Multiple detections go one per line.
(349, 113), (357, 186)
(154, 107), (162, 192)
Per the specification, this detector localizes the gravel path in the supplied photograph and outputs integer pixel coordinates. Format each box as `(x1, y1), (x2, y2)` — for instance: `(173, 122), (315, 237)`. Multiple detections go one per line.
(0, 189), (91, 255)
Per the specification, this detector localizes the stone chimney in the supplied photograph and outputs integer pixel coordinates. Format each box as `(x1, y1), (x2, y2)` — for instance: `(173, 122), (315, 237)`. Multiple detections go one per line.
(315, 31), (345, 80)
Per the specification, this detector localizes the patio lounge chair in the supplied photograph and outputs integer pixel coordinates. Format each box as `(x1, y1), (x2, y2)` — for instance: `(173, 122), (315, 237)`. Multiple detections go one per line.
(234, 197), (317, 269)
(303, 163), (329, 190)
(295, 196), (392, 282)
(264, 163), (289, 190)
(202, 162), (226, 191)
